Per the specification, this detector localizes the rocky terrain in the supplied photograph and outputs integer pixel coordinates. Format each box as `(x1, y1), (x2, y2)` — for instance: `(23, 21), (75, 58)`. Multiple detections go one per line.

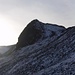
(0, 19), (75, 75)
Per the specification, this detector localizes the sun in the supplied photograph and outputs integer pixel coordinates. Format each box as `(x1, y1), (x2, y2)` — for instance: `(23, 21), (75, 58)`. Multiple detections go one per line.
(0, 17), (17, 46)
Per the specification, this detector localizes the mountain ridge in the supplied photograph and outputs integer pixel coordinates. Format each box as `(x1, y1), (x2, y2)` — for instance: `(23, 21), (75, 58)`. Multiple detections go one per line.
(16, 19), (66, 49)
(0, 19), (75, 75)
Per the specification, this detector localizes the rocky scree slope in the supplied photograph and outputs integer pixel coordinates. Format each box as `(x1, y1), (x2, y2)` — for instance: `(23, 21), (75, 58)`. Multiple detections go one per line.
(0, 19), (75, 75)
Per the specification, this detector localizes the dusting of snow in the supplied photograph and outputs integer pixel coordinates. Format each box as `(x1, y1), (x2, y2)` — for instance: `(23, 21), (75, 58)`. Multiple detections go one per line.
(0, 20), (75, 75)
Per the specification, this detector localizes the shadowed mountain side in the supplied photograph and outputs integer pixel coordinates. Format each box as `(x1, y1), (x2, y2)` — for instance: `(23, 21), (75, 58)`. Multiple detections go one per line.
(16, 19), (66, 49)
(16, 19), (44, 49)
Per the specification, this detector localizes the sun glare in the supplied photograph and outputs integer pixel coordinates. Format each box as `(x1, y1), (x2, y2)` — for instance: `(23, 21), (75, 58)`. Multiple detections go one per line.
(0, 17), (17, 46)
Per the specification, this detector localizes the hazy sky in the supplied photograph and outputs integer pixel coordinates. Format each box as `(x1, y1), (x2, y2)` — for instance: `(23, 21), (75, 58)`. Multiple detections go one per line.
(0, 0), (75, 45)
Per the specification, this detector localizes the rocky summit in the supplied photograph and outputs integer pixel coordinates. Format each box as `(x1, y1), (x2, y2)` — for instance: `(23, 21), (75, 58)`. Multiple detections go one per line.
(0, 19), (75, 75)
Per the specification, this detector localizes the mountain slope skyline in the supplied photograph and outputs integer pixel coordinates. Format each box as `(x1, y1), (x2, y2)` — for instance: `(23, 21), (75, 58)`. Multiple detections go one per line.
(0, 19), (75, 75)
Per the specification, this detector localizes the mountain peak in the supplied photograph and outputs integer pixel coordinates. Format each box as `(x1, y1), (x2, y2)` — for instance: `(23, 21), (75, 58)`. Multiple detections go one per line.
(31, 19), (39, 22)
(16, 20), (44, 49)
(1, 20), (75, 75)
(28, 19), (40, 26)
(27, 19), (43, 30)
(16, 20), (66, 49)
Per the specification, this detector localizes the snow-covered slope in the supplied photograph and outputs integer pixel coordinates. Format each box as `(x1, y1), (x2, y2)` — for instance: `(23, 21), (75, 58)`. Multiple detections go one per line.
(0, 20), (75, 75)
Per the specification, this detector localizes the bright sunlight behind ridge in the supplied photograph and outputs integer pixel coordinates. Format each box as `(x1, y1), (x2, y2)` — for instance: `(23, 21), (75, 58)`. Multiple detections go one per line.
(0, 15), (18, 46)
(0, 0), (75, 45)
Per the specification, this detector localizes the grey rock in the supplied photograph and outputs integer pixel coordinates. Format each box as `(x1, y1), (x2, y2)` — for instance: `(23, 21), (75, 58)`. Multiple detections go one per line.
(0, 20), (75, 75)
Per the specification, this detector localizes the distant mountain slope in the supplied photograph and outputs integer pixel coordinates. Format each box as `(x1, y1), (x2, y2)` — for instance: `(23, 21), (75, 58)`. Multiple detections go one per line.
(0, 45), (15, 54)
(0, 19), (75, 75)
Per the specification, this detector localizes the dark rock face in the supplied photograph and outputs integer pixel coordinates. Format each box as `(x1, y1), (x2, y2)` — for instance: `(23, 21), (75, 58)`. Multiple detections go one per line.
(16, 19), (44, 49)
(16, 19), (65, 49)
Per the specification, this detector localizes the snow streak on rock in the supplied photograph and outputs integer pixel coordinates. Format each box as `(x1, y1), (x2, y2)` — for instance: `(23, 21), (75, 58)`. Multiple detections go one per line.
(0, 20), (75, 75)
